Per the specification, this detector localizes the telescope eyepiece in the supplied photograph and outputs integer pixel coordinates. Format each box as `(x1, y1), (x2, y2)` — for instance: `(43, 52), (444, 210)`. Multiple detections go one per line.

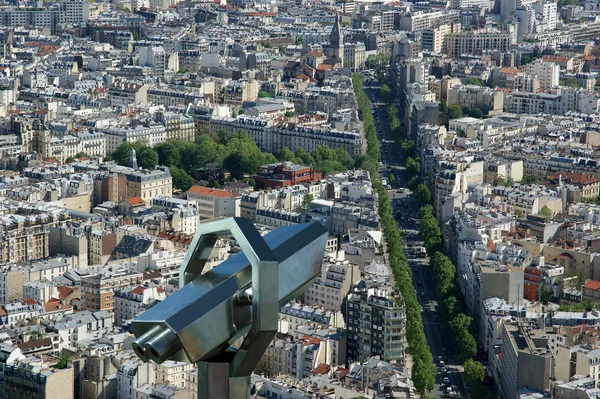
(132, 326), (182, 364)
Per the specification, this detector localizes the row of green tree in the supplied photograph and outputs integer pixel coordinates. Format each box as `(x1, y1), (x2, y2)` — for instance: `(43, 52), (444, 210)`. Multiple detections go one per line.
(109, 131), (358, 191)
(410, 157), (488, 396)
(353, 71), (437, 394)
(353, 73), (381, 167)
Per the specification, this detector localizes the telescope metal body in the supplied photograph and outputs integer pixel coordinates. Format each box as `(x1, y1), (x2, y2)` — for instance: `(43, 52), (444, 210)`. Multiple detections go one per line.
(130, 217), (328, 399)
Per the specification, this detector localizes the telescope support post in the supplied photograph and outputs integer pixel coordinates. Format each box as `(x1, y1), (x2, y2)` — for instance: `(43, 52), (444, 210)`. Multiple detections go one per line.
(197, 360), (251, 399)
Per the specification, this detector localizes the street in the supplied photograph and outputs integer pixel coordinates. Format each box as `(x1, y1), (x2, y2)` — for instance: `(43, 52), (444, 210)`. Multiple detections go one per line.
(364, 79), (467, 399)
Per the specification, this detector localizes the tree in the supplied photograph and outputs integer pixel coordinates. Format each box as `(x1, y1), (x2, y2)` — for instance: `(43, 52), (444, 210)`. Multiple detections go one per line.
(558, 0), (577, 6)
(405, 157), (420, 178)
(257, 91), (273, 98)
(65, 157), (75, 163)
(137, 148), (159, 170)
(444, 296), (457, 317)
(493, 175), (506, 186)
(464, 359), (485, 397)
(563, 78), (579, 88)
(470, 108), (484, 119)
(418, 205), (434, 219)
(399, 140), (414, 158)
(456, 330), (477, 360)
(521, 174), (540, 184)
(414, 184), (431, 208)
(447, 104), (464, 120)
(254, 352), (273, 378)
(539, 205), (553, 218)
(170, 167), (194, 191)
(395, 210), (402, 221)
(408, 175), (421, 191)
(75, 152), (88, 158)
(365, 55), (379, 69)
(112, 142), (143, 166)
(466, 77), (485, 87)
(295, 37), (304, 45)
(57, 355), (69, 369)
(389, 173), (396, 188)
(449, 313), (472, 336)
(223, 152), (246, 180)
(276, 147), (297, 162)
(380, 83), (392, 103)
(302, 193), (314, 209)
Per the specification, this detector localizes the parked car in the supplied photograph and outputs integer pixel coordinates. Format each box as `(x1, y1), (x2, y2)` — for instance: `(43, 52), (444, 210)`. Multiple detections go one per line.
(444, 377), (451, 387)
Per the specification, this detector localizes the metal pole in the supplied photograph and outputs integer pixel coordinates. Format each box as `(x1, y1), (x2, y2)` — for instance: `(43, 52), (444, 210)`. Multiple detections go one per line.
(197, 361), (251, 399)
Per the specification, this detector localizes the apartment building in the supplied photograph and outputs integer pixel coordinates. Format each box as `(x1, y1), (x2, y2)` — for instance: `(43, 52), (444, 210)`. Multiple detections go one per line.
(153, 111), (195, 142)
(422, 22), (461, 54)
(154, 361), (194, 389)
(446, 85), (504, 114)
(343, 42), (366, 72)
(303, 252), (360, 311)
(81, 269), (143, 314)
(278, 302), (345, 335)
(101, 122), (166, 153)
(494, 321), (553, 399)
(0, 9), (65, 32)
(114, 284), (166, 325)
(0, 206), (69, 265)
(457, 240), (527, 324)
(346, 283), (406, 364)
(0, 259), (72, 305)
(23, 281), (59, 304)
(186, 186), (240, 220)
(107, 81), (149, 109)
(117, 359), (155, 399)
(445, 29), (515, 58)
(88, 230), (117, 267)
(4, 361), (74, 399)
(523, 59), (560, 90)
(60, 0), (90, 24)
(125, 166), (172, 206)
(209, 116), (365, 157)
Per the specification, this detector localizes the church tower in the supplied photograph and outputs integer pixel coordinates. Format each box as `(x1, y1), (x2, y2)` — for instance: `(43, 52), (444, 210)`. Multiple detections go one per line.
(330, 13), (344, 62)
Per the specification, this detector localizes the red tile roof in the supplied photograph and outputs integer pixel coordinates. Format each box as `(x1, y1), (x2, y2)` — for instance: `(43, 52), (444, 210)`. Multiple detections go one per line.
(58, 286), (74, 299)
(23, 298), (36, 306)
(126, 197), (145, 206)
(132, 285), (144, 295)
(316, 64), (333, 71)
(187, 186), (236, 198)
(585, 280), (600, 291)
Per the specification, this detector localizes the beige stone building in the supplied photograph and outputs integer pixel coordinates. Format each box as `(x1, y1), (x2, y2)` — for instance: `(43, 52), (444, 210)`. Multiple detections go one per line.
(154, 361), (195, 389)
(125, 166), (172, 206)
(4, 361), (74, 399)
(186, 186), (240, 220)
(81, 269), (143, 314)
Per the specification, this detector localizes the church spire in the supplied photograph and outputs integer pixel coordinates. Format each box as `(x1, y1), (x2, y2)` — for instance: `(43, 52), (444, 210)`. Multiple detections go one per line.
(330, 13), (344, 61)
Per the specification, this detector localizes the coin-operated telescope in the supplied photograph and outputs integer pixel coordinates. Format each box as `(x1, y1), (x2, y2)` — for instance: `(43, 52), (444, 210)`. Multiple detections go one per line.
(130, 218), (328, 399)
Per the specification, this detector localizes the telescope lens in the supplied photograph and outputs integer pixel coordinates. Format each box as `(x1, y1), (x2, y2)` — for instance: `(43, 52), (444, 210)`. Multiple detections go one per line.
(132, 341), (148, 362)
